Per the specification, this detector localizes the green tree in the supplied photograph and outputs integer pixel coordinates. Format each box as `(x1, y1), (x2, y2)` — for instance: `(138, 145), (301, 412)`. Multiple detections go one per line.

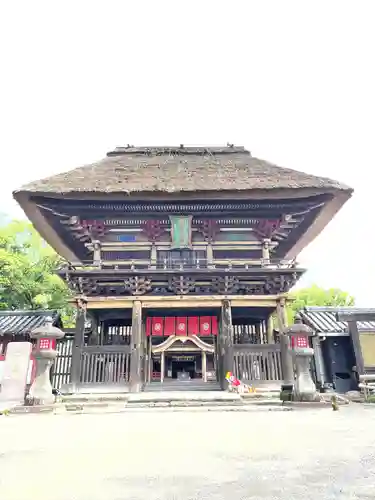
(286, 284), (355, 323)
(0, 220), (73, 322)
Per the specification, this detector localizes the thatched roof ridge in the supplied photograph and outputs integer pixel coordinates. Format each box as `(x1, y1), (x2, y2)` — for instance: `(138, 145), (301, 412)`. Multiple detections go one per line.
(14, 146), (352, 195)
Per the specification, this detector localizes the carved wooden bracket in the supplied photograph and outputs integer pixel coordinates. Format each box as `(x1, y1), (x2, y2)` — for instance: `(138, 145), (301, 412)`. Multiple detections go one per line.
(212, 276), (239, 294)
(141, 220), (166, 243)
(197, 219), (219, 242)
(168, 276), (195, 295)
(81, 219), (106, 239)
(263, 273), (298, 294)
(254, 219), (281, 238)
(75, 296), (87, 311)
(65, 216), (106, 242)
(124, 276), (152, 295)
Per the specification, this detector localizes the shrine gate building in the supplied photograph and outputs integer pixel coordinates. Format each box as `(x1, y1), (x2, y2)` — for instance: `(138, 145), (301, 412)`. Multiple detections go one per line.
(13, 145), (352, 393)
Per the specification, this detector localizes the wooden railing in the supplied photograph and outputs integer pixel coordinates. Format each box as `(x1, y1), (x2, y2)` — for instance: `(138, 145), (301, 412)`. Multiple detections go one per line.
(233, 344), (282, 384)
(79, 345), (131, 385)
(62, 258), (298, 272)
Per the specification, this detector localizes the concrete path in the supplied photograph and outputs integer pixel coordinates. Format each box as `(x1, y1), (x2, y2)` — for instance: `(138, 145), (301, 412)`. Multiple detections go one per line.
(0, 405), (374, 499)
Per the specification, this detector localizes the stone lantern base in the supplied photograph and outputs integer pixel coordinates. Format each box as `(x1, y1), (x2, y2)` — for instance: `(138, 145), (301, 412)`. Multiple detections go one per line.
(293, 349), (320, 402)
(28, 350), (57, 406)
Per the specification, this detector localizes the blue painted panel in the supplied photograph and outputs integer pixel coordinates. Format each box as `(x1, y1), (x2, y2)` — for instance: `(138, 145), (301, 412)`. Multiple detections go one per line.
(117, 234), (137, 242)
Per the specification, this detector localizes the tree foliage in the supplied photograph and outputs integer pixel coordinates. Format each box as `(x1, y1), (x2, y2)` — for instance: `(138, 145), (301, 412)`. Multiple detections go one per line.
(286, 284), (355, 323)
(0, 220), (72, 321)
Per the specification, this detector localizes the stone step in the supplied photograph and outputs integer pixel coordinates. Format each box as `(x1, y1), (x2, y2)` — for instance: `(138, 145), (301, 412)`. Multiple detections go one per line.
(144, 382), (222, 392)
(127, 390), (242, 404)
(61, 393), (129, 404)
(60, 390), (280, 406)
(241, 391), (280, 400)
(8, 402), (292, 415)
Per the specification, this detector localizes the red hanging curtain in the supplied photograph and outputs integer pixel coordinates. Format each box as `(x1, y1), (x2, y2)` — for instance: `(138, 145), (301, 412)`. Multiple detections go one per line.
(188, 316), (199, 335)
(146, 315), (218, 336)
(176, 317), (187, 335)
(152, 317), (164, 336)
(199, 316), (212, 335)
(164, 317), (176, 336)
(211, 316), (218, 335)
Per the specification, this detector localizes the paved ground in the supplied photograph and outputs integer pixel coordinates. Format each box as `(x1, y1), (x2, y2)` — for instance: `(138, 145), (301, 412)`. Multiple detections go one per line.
(1, 405), (375, 500)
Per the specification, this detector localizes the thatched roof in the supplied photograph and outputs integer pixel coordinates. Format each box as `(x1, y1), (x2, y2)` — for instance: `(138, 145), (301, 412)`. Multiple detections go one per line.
(14, 146), (351, 196)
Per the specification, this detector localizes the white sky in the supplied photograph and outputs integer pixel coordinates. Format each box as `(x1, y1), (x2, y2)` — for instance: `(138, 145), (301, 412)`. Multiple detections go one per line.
(0, 1), (373, 305)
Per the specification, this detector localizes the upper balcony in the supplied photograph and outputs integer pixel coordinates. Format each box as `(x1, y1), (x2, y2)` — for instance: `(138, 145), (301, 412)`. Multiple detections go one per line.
(62, 256), (298, 271)
(59, 257), (304, 297)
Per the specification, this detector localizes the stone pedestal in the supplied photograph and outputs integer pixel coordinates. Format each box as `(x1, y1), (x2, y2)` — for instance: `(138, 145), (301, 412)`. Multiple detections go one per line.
(285, 314), (319, 402)
(28, 317), (65, 405)
(294, 348), (317, 401)
(29, 350), (57, 405)
(0, 342), (32, 407)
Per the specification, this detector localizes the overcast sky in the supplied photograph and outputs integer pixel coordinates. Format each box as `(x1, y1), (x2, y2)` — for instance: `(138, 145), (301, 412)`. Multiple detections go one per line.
(0, 1), (373, 305)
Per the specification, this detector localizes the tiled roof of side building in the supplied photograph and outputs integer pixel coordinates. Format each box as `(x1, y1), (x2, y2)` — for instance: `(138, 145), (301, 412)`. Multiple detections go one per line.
(0, 310), (61, 336)
(300, 306), (375, 334)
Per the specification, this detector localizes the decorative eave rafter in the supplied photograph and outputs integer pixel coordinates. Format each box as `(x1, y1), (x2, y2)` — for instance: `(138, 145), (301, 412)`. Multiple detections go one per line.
(37, 200), (325, 261)
(20, 190), (345, 263)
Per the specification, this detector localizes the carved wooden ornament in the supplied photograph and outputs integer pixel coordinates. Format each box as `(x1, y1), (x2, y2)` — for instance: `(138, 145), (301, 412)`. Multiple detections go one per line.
(124, 276), (152, 295)
(142, 220), (165, 243)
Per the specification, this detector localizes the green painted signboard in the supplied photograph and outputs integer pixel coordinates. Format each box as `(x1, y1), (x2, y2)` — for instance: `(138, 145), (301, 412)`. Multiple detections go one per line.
(169, 216), (192, 249)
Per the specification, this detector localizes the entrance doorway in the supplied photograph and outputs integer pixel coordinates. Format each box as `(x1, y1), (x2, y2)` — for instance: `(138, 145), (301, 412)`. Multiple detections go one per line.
(171, 356), (196, 380)
(148, 335), (216, 384)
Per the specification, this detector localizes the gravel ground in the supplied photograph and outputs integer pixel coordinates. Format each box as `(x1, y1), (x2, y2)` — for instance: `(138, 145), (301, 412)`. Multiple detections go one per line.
(0, 405), (375, 500)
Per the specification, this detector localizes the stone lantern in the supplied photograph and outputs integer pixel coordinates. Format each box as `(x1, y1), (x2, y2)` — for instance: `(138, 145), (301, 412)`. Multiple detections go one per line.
(28, 317), (65, 405)
(285, 314), (318, 401)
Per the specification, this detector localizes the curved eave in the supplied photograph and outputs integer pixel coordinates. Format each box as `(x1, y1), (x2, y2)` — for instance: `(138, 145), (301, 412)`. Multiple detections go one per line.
(13, 191), (79, 262)
(13, 187), (353, 262)
(13, 186), (352, 201)
(283, 190), (352, 259)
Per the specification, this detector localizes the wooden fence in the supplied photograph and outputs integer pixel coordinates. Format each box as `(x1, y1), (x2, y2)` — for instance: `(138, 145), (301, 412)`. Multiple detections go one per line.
(233, 344), (282, 384)
(51, 336), (74, 389)
(79, 345), (131, 384)
(46, 324), (281, 389)
(51, 326), (132, 389)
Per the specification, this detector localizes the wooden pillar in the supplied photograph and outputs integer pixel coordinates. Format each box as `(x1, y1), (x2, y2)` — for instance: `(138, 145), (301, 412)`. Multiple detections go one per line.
(87, 312), (99, 346)
(276, 298), (294, 385)
(312, 336), (326, 386)
(266, 315), (274, 344)
(262, 239), (271, 266)
(220, 299), (234, 390)
(92, 240), (101, 266)
(130, 300), (142, 392)
(348, 321), (365, 376)
(207, 243), (214, 268)
(71, 298), (86, 391)
(148, 336), (152, 383)
(150, 244), (157, 269)
(202, 351), (207, 382)
(161, 352), (165, 383)
(255, 322), (262, 344)
(336, 312), (369, 377)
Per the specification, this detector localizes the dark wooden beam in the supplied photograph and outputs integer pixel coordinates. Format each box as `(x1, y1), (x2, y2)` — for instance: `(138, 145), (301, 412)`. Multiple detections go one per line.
(71, 303), (86, 390)
(61, 267), (305, 278)
(347, 321), (365, 375)
(219, 300), (234, 390)
(336, 310), (375, 323)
